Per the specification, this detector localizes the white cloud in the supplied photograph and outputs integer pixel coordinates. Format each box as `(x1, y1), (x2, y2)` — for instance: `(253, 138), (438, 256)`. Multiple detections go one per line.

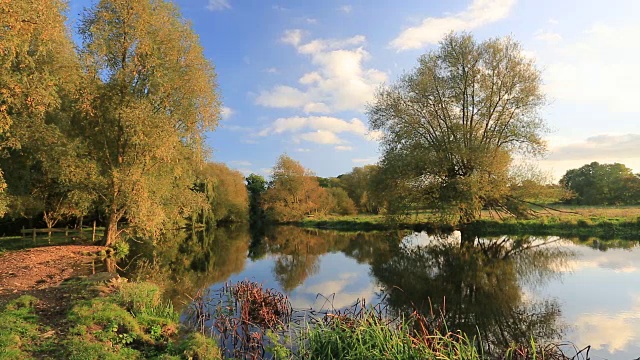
(546, 134), (640, 162)
(295, 148), (311, 152)
(297, 130), (343, 144)
(352, 157), (377, 164)
(305, 17), (318, 24)
(539, 134), (640, 180)
(281, 29), (303, 47)
(259, 116), (373, 146)
(257, 30), (387, 113)
(259, 116), (368, 137)
(540, 23), (640, 113)
(534, 29), (562, 43)
(390, 0), (516, 51)
(206, 0), (231, 11)
(339, 5), (352, 14)
(256, 85), (308, 108)
(335, 145), (353, 151)
(265, 67), (278, 74)
(221, 106), (234, 120)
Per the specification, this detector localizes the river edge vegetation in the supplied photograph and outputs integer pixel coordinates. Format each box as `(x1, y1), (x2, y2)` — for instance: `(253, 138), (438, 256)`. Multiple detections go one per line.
(0, 275), (586, 360)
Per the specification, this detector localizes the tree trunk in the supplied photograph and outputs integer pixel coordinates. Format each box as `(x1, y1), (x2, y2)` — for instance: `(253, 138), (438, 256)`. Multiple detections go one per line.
(460, 230), (476, 247)
(102, 209), (120, 246)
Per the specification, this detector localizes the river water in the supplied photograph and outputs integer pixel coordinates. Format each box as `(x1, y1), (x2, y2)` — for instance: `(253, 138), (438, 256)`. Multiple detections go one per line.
(123, 225), (640, 360)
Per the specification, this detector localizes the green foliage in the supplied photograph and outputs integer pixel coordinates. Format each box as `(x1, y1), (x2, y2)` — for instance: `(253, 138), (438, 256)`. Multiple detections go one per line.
(246, 173), (268, 223)
(560, 162), (640, 205)
(194, 162), (249, 226)
(76, 0), (220, 245)
(369, 32), (547, 224)
(262, 155), (333, 221)
(0, 296), (42, 360)
(327, 187), (357, 215)
(300, 309), (482, 360)
(338, 165), (383, 214)
(176, 332), (222, 360)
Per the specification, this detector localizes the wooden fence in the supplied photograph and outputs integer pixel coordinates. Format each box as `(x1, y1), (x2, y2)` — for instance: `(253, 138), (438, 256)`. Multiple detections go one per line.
(20, 221), (102, 244)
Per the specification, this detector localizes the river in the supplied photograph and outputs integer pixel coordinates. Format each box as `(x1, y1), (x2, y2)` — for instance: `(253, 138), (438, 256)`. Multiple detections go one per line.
(121, 225), (640, 360)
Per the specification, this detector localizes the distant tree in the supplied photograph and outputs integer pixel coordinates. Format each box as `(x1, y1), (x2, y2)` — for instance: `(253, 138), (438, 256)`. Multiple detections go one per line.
(316, 176), (342, 189)
(77, 0), (220, 245)
(262, 155), (331, 221)
(328, 187), (357, 215)
(339, 165), (381, 213)
(368, 33), (547, 224)
(201, 163), (249, 223)
(560, 162), (640, 205)
(246, 173), (267, 222)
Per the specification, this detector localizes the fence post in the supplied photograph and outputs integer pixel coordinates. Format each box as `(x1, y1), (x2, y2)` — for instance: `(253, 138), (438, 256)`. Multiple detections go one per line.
(22, 226), (25, 240)
(92, 221), (96, 242)
(80, 216), (84, 238)
(32, 228), (36, 244)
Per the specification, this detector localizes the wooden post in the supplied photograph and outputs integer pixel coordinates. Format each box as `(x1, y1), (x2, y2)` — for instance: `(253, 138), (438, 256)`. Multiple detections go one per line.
(80, 216), (84, 238)
(47, 228), (51, 244)
(22, 226), (25, 240)
(92, 221), (96, 242)
(32, 228), (36, 244)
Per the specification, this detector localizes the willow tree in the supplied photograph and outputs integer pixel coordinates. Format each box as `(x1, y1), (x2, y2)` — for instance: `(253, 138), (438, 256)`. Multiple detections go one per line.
(78, 0), (220, 245)
(369, 33), (547, 224)
(0, 0), (80, 216)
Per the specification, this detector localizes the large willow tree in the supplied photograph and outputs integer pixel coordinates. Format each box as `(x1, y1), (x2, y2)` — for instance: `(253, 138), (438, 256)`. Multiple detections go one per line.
(369, 33), (547, 224)
(78, 0), (220, 245)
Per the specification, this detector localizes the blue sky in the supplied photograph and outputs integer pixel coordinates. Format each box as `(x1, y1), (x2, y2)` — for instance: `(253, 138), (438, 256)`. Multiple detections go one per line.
(66, 0), (640, 180)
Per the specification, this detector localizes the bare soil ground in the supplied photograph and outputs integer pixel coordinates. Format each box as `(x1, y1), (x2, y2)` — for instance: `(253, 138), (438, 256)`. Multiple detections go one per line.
(0, 245), (107, 331)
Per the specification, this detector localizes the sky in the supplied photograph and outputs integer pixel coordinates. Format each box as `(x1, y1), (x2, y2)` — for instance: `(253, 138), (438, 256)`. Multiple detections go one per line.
(66, 0), (640, 180)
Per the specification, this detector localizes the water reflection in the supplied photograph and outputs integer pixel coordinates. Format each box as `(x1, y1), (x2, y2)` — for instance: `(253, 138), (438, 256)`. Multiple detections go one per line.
(123, 224), (250, 307)
(121, 225), (640, 359)
(371, 232), (570, 350)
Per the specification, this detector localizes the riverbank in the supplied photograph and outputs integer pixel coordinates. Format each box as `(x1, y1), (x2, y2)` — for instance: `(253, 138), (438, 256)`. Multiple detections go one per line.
(295, 206), (640, 240)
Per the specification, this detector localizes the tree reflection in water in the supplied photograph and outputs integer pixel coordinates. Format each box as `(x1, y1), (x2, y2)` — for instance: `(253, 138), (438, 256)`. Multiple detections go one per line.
(256, 226), (401, 293)
(371, 231), (571, 351)
(122, 224), (250, 308)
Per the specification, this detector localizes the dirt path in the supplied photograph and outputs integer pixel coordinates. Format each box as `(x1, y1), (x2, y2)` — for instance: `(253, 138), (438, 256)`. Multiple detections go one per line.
(0, 245), (108, 335)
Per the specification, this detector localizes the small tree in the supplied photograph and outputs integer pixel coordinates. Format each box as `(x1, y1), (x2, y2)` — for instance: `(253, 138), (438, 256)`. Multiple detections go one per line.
(369, 32), (547, 224)
(197, 163), (249, 224)
(262, 155), (329, 222)
(328, 188), (357, 215)
(246, 173), (267, 222)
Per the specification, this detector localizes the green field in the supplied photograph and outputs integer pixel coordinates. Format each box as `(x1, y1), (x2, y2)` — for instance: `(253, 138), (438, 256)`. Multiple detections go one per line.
(296, 206), (640, 239)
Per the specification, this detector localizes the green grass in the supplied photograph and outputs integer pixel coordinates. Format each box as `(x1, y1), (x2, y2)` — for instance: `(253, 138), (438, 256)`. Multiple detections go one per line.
(295, 206), (640, 240)
(0, 296), (43, 360)
(0, 233), (103, 252)
(0, 279), (221, 359)
(298, 311), (481, 360)
(467, 216), (640, 240)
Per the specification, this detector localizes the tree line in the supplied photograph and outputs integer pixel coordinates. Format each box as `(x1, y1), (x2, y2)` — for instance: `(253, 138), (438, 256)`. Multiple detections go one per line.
(3, 2), (636, 244)
(0, 0), (242, 245)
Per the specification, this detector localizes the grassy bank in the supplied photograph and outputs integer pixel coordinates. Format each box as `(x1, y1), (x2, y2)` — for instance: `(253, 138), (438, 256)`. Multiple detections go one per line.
(295, 206), (640, 240)
(1, 276), (585, 359)
(0, 277), (221, 360)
